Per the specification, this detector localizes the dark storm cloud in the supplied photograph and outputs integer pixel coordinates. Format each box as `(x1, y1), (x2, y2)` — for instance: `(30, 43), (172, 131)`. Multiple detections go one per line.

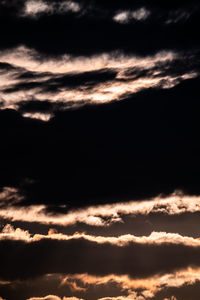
(0, 274), (85, 300)
(0, 1), (199, 299)
(155, 282), (200, 300)
(1, 76), (200, 207)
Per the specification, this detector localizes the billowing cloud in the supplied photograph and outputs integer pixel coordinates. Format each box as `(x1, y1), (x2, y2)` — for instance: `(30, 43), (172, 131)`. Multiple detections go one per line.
(24, 0), (51, 16)
(3, 223), (200, 252)
(2, 224), (200, 249)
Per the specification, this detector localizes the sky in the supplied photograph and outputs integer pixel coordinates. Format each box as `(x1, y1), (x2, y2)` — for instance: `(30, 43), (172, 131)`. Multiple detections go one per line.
(0, 0), (200, 299)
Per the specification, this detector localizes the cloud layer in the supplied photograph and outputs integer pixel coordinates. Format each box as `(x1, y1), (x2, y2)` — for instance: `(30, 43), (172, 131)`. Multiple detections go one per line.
(1, 1), (200, 299)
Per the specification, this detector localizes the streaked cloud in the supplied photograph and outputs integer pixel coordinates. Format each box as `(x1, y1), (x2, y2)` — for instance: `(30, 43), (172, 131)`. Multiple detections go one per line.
(165, 10), (192, 25)
(0, 46), (198, 120)
(0, 187), (24, 208)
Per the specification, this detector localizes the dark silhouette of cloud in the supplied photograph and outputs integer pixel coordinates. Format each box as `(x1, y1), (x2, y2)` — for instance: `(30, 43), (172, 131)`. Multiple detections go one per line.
(0, 76), (200, 208)
(0, 0), (200, 55)
(0, 1), (200, 299)
(1, 236), (200, 282)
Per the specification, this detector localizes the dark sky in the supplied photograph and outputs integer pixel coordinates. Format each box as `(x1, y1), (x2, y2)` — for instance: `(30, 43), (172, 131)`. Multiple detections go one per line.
(0, 1), (200, 299)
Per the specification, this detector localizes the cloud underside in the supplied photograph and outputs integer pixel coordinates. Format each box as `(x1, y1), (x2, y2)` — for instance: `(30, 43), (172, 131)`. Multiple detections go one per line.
(1, 224), (200, 280)
(1, 75), (200, 207)
(1, 241), (200, 299)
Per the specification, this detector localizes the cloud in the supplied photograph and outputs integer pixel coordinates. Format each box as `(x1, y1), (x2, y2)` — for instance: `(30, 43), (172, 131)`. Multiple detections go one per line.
(113, 8), (150, 24)
(98, 294), (146, 300)
(1, 75), (200, 209)
(23, 0), (81, 17)
(2, 224), (200, 282)
(0, 2), (200, 300)
(3, 224), (200, 249)
(61, 268), (200, 293)
(113, 11), (130, 24)
(131, 8), (150, 21)
(1, 0), (200, 57)
(24, 0), (51, 16)
(0, 187), (23, 207)
(165, 9), (192, 24)
(27, 296), (83, 300)
(58, 1), (81, 13)
(27, 296), (62, 300)
(0, 46), (199, 120)
(1, 192), (200, 227)
(1, 267), (199, 299)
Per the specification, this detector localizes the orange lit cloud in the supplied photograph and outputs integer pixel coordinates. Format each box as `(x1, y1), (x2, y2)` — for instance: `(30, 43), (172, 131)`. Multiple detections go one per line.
(2, 224), (200, 249)
(98, 294), (147, 300)
(1, 191), (200, 227)
(27, 296), (83, 300)
(60, 267), (200, 299)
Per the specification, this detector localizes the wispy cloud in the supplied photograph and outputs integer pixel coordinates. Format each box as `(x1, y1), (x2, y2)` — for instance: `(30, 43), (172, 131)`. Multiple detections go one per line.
(0, 46), (198, 120)
(0, 187), (24, 208)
